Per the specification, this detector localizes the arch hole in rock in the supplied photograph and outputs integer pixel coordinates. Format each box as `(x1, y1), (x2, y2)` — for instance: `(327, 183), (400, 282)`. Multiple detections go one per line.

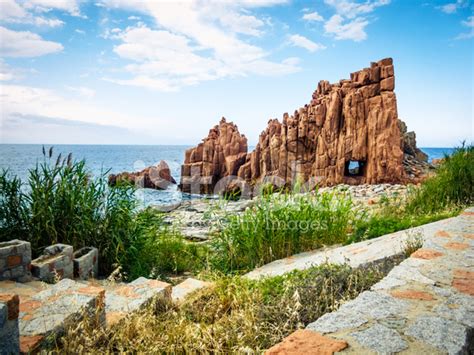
(345, 160), (366, 177)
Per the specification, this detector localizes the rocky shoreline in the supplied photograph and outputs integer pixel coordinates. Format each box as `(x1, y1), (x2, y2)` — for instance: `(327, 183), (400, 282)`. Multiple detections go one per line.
(159, 183), (411, 242)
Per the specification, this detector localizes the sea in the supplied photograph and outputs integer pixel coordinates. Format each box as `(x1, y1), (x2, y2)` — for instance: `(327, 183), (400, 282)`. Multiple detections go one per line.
(0, 145), (455, 207)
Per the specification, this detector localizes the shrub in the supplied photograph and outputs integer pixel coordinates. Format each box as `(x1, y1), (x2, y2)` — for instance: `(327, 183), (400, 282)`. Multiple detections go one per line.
(126, 208), (206, 280)
(0, 171), (29, 240)
(348, 200), (458, 244)
(211, 191), (357, 272)
(406, 143), (474, 214)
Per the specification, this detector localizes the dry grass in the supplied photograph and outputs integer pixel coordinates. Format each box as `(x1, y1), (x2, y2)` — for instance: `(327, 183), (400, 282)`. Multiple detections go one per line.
(54, 262), (397, 353)
(401, 230), (424, 257)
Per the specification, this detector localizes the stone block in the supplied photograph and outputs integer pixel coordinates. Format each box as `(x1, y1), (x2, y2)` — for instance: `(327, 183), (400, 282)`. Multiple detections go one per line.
(19, 279), (105, 339)
(0, 293), (20, 354)
(0, 240), (32, 282)
(73, 247), (99, 280)
(31, 244), (73, 283)
(105, 277), (171, 326)
(406, 316), (474, 354)
(350, 324), (407, 353)
(265, 329), (348, 354)
(171, 278), (210, 303)
(307, 309), (368, 334)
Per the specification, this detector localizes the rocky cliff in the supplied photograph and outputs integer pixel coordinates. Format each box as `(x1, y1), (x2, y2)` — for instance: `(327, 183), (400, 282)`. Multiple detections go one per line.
(180, 58), (427, 195)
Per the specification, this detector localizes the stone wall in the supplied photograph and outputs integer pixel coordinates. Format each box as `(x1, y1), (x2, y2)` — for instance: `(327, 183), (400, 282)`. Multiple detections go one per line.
(181, 58), (426, 195)
(0, 239), (32, 282)
(73, 247), (99, 280)
(31, 244), (74, 282)
(0, 293), (20, 354)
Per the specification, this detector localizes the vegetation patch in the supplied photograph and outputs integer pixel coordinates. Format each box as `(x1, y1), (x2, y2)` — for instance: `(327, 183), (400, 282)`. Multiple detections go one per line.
(211, 191), (357, 272)
(0, 148), (195, 279)
(56, 262), (397, 353)
(1, 144), (472, 279)
(349, 144), (472, 244)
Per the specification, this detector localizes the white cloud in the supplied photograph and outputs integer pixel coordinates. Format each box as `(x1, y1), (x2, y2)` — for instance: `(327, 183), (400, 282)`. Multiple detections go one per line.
(0, 59), (15, 81)
(322, 0), (389, 41)
(127, 15), (140, 20)
(216, 12), (265, 36)
(75, 29), (85, 34)
(324, 0), (390, 19)
(462, 15), (474, 27)
(456, 15), (474, 39)
(439, 0), (467, 14)
(233, 0), (288, 7)
(0, 26), (63, 57)
(302, 11), (324, 22)
(0, 0), (71, 27)
(23, 0), (83, 17)
(65, 86), (96, 98)
(33, 17), (64, 27)
(289, 34), (326, 52)
(0, 58), (37, 81)
(324, 14), (368, 41)
(99, 1), (300, 91)
(441, 3), (458, 13)
(0, 84), (156, 129)
(0, 0), (27, 19)
(0, 84), (180, 143)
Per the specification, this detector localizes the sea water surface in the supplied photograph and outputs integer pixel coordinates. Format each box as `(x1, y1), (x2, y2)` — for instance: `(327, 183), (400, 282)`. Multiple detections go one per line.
(0, 145), (455, 206)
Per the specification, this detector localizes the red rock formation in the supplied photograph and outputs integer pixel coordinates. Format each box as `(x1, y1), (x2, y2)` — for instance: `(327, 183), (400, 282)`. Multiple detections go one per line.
(180, 118), (248, 194)
(181, 58), (424, 194)
(109, 160), (176, 189)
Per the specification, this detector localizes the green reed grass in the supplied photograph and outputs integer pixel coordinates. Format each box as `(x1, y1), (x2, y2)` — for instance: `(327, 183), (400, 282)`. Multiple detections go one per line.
(348, 143), (473, 244)
(406, 143), (473, 214)
(0, 147), (198, 278)
(212, 191), (357, 272)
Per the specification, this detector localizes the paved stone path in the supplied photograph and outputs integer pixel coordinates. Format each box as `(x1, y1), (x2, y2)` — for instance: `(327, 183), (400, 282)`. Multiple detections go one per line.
(267, 207), (474, 354)
(0, 276), (207, 353)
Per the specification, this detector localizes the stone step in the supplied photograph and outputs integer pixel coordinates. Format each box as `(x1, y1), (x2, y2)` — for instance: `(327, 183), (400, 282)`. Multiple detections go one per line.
(171, 278), (211, 303)
(244, 215), (459, 280)
(17, 278), (105, 353)
(104, 277), (171, 326)
(269, 207), (474, 354)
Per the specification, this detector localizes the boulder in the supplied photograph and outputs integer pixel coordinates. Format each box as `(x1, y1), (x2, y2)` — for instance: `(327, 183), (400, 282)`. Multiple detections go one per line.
(109, 160), (176, 190)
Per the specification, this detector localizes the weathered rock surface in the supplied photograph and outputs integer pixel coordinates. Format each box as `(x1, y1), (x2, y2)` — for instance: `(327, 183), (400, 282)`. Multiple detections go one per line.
(399, 119), (434, 181)
(181, 58), (427, 195)
(109, 160), (177, 190)
(399, 120), (428, 163)
(180, 118), (248, 194)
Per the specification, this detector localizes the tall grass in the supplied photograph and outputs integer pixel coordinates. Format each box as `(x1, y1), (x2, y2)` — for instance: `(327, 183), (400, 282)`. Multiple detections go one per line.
(212, 191), (356, 272)
(56, 262), (392, 353)
(0, 148), (197, 278)
(406, 143), (473, 214)
(349, 144), (473, 243)
(126, 208), (206, 280)
(0, 171), (29, 240)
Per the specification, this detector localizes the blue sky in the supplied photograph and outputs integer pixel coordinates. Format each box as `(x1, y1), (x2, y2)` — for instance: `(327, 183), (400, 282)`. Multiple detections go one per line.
(0, 0), (472, 146)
